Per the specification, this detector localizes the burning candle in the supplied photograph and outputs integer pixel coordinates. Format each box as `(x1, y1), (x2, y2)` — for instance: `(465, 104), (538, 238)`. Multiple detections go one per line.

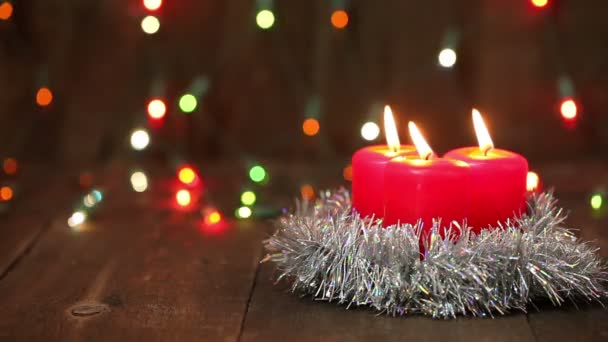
(352, 106), (417, 219)
(444, 109), (528, 231)
(383, 122), (471, 234)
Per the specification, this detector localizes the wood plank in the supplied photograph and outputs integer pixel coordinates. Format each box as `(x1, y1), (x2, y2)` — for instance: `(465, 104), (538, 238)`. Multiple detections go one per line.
(0, 164), (72, 279)
(527, 190), (608, 342)
(240, 262), (535, 342)
(0, 163), (266, 341)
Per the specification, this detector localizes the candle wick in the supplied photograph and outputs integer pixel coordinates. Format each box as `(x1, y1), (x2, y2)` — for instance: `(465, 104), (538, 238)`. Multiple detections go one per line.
(482, 146), (492, 156)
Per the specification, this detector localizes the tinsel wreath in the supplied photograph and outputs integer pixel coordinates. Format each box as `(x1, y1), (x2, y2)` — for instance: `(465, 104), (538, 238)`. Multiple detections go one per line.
(263, 189), (607, 319)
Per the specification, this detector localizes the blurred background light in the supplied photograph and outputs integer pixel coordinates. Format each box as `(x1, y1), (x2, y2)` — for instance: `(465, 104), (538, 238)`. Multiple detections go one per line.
(256, 10), (275, 29)
(36, 87), (53, 107)
(590, 194), (603, 210)
(531, 0), (548, 8)
(130, 129), (150, 151)
(236, 206), (252, 219)
(300, 184), (315, 200)
(67, 211), (86, 228)
(176, 189), (191, 207)
(3, 158), (17, 175)
(130, 171), (149, 192)
(143, 0), (162, 11)
(249, 165), (266, 183)
(302, 118), (320, 136)
(179, 94), (198, 113)
(147, 99), (167, 120)
(177, 166), (198, 185)
(526, 171), (540, 192)
(360, 122), (380, 141)
(560, 98), (577, 121)
(141, 15), (160, 34)
(240, 190), (256, 206)
(330, 10), (349, 29)
(0, 2), (13, 20)
(438, 48), (457, 68)
(0, 186), (13, 201)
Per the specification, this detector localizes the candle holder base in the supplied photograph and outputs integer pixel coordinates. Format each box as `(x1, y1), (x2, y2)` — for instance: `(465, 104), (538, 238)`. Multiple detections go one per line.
(263, 189), (607, 319)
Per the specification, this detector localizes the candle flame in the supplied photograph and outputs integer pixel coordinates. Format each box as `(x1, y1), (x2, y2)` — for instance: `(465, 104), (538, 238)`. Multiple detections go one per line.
(527, 171), (540, 192)
(408, 122), (434, 160)
(383, 105), (400, 153)
(472, 109), (494, 155)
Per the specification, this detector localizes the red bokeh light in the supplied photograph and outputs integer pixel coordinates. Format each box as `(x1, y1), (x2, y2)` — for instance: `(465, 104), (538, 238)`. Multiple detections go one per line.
(143, 0), (162, 11)
(531, 0), (548, 8)
(560, 98), (577, 121)
(147, 99), (167, 120)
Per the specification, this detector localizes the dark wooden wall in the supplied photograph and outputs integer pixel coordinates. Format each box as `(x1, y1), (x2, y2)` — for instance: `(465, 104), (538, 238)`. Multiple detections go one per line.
(1, 0), (607, 166)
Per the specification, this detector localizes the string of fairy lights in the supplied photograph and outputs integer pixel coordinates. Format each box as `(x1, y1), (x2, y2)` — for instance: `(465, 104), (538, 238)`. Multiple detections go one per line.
(0, 0), (605, 222)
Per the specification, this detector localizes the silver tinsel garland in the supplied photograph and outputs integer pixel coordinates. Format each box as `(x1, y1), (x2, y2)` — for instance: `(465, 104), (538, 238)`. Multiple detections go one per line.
(263, 189), (607, 319)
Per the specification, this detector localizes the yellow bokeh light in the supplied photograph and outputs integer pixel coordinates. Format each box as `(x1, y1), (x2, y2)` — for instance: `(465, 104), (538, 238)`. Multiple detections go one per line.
(236, 206), (252, 219)
(560, 98), (577, 120)
(256, 10), (275, 29)
(178, 167), (197, 185)
(590, 194), (602, 210)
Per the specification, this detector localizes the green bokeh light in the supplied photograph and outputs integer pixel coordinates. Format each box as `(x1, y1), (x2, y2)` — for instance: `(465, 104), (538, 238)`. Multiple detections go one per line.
(236, 206), (252, 219)
(179, 94), (198, 113)
(590, 194), (603, 210)
(249, 165), (266, 183)
(241, 191), (256, 206)
(256, 10), (275, 29)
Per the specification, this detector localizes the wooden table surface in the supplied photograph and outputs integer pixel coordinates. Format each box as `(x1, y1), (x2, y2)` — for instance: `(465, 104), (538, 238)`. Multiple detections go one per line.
(0, 160), (607, 342)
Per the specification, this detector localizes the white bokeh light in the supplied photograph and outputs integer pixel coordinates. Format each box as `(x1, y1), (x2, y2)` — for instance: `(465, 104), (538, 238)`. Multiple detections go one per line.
(68, 211), (87, 228)
(130, 171), (149, 192)
(360, 122), (380, 141)
(130, 129), (150, 151)
(438, 48), (457, 68)
(141, 16), (160, 35)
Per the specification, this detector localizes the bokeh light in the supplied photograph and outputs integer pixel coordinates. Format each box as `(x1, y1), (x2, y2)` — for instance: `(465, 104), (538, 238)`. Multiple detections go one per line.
(0, 2), (13, 20)
(177, 166), (197, 185)
(130, 129), (150, 151)
(0, 186), (13, 201)
(236, 206), (252, 219)
(531, 0), (548, 8)
(83, 189), (103, 208)
(130, 171), (149, 192)
(249, 165), (266, 183)
(141, 15), (160, 34)
(36, 87), (53, 107)
(143, 0), (162, 11)
(560, 98), (577, 121)
(256, 10), (275, 29)
(330, 10), (349, 29)
(147, 99), (167, 120)
(361, 122), (380, 141)
(438, 48), (457, 68)
(343, 164), (353, 181)
(179, 94), (198, 113)
(302, 118), (320, 136)
(3, 158), (17, 175)
(176, 189), (191, 207)
(300, 184), (315, 200)
(526, 171), (540, 192)
(205, 211), (222, 225)
(590, 194), (603, 210)
(240, 190), (256, 206)
(67, 211), (87, 228)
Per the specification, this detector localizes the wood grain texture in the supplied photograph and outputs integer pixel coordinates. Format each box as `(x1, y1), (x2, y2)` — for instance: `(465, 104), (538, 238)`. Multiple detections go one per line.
(240, 263), (535, 342)
(0, 163), (267, 341)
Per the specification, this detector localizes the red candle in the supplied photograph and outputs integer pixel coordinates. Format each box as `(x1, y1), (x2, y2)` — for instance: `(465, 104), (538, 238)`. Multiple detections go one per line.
(383, 122), (471, 235)
(444, 109), (528, 231)
(352, 106), (417, 219)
